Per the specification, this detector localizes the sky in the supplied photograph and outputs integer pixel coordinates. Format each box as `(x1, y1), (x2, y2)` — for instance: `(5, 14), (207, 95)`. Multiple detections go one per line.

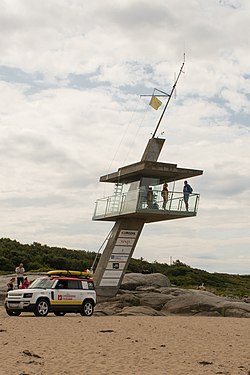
(0, 0), (249, 274)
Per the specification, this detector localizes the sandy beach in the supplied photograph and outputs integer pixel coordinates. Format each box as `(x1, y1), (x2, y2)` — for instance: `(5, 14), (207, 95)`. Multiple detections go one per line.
(0, 306), (249, 375)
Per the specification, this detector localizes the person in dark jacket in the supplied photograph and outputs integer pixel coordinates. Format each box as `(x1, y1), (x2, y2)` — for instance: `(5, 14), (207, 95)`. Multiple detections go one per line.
(183, 180), (193, 211)
(15, 263), (25, 288)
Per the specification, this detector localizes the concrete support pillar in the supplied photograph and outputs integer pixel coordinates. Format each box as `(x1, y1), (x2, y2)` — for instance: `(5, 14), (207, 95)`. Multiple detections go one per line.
(94, 219), (144, 297)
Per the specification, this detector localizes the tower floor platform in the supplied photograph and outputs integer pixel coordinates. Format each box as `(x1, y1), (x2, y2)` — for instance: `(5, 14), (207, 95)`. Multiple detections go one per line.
(93, 189), (200, 223)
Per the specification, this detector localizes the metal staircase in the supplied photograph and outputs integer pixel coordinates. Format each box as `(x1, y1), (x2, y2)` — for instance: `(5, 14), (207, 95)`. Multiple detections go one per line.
(111, 183), (123, 212)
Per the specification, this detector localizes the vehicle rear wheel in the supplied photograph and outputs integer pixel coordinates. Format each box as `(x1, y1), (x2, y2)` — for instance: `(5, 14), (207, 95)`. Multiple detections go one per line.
(80, 300), (94, 316)
(54, 311), (66, 316)
(6, 309), (21, 316)
(34, 299), (50, 316)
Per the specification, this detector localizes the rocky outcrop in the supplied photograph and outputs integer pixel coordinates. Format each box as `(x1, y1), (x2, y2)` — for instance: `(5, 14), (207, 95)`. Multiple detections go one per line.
(1, 272), (249, 318)
(160, 289), (250, 317)
(96, 288), (250, 317)
(96, 274), (250, 318)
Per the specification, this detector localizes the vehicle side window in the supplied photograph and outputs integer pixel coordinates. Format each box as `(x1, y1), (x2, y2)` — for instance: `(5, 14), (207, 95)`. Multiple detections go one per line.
(55, 280), (68, 289)
(81, 281), (88, 289)
(88, 281), (95, 290)
(68, 280), (82, 290)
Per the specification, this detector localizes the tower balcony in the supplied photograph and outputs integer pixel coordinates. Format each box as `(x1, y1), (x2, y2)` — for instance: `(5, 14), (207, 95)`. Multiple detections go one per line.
(93, 189), (200, 223)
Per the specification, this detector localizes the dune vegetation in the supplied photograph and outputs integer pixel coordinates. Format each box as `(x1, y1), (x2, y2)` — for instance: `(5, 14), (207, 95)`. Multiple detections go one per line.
(0, 238), (249, 297)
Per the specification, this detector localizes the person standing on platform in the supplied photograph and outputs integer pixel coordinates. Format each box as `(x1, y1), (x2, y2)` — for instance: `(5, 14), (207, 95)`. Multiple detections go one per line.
(183, 180), (193, 211)
(161, 182), (169, 209)
(147, 187), (154, 208)
(15, 263), (25, 288)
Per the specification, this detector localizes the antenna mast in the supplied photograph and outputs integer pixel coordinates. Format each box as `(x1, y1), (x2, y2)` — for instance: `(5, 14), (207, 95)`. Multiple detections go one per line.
(152, 55), (185, 138)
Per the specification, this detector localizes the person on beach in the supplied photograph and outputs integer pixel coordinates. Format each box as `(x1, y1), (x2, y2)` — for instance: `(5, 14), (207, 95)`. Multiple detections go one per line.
(15, 263), (25, 288)
(21, 277), (30, 289)
(197, 283), (206, 291)
(183, 180), (193, 211)
(161, 182), (169, 209)
(7, 278), (15, 291)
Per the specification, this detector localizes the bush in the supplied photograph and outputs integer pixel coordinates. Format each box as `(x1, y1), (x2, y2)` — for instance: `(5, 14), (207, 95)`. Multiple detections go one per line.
(0, 256), (13, 271)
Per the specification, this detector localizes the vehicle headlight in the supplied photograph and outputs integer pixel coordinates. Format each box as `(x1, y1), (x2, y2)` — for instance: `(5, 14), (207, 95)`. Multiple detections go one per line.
(23, 293), (33, 298)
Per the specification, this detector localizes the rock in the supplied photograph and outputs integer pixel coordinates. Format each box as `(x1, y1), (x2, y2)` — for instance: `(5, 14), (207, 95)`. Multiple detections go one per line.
(159, 287), (196, 296)
(223, 308), (250, 318)
(194, 311), (222, 317)
(135, 286), (161, 292)
(162, 290), (224, 315)
(137, 292), (174, 311)
(121, 273), (171, 291)
(222, 302), (250, 318)
(162, 290), (250, 317)
(95, 293), (141, 315)
(117, 305), (165, 316)
(94, 301), (123, 316)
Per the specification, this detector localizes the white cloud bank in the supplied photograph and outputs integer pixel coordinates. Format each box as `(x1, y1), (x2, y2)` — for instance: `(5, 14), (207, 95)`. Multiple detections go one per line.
(0, 0), (249, 274)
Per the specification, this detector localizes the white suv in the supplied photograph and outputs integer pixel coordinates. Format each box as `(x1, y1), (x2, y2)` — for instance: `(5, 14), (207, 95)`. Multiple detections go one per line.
(5, 273), (96, 317)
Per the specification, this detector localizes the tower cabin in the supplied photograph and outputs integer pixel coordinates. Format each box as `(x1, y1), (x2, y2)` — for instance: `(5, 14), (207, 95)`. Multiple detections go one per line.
(92, 137), (203, 297)
(93, 137), (202, 223)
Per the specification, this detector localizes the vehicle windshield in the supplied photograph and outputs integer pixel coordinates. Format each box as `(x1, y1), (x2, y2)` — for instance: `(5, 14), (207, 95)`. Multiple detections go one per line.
(29, 278), (55, 289)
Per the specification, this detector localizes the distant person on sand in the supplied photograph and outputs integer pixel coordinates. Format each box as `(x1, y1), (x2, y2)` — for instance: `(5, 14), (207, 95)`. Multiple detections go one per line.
(21, 277), (30, 289)
(161, 182), (169, 209)
(197, 283), (206, 291)
(15, 263), (25, 288)
(183, 180), (193, 211)
(7, 278), (15, 292)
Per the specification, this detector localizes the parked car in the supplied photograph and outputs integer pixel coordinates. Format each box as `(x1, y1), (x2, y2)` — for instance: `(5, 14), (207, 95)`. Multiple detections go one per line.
(5, 270), (96, 317)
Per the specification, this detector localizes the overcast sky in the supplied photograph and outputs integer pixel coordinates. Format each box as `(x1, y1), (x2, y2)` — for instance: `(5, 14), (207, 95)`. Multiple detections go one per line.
(0, 0), (249, 274)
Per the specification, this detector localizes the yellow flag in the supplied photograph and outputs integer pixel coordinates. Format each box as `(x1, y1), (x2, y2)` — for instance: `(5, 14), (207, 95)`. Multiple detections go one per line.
(149, 95), (162, 110)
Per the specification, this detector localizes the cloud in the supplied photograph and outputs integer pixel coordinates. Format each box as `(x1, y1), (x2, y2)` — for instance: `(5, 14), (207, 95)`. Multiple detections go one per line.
(0, 0), (249, 274)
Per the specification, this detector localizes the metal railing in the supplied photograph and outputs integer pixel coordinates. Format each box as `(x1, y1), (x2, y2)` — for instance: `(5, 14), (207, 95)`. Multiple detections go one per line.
(93, 189), (200, 219)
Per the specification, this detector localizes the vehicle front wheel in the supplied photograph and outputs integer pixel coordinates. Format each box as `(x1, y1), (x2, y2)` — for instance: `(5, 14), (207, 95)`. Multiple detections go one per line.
(80, 300), (94, 316)
(34, 299), (50, 317)
(6, 309), (21, 316)
(54, 311), (66, 316)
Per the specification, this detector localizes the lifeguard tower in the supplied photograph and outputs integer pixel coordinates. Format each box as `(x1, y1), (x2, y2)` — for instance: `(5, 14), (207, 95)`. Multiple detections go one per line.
(92, 60), (203, 297)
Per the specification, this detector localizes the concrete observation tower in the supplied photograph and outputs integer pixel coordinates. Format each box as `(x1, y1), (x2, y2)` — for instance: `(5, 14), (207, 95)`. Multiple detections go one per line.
(92, 60), (203, 297)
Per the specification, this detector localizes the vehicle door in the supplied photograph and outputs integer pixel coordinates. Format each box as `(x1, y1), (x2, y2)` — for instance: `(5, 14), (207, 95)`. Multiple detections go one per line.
(80, 279), (95, 302)
(52, 279), (69, 308)
(66, 279), (83, 307)
(53, 279), (83, 307)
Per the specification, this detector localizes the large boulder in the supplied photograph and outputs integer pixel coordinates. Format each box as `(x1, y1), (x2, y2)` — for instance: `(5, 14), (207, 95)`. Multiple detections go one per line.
(95, 292), (141, 315)
(121, 273), (171, 291)
(137, 292), (173, 311)
(94, 301), (124, 316)
(162, 290), (250, 317)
